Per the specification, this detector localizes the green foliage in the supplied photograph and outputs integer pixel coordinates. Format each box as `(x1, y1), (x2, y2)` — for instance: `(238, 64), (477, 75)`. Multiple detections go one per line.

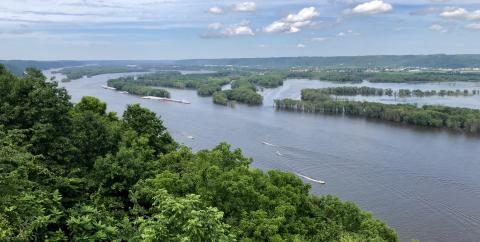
(107, 77), (171, 98)
(108, 71), (231, 97)
(214, 88), (263, 106)
(122, 104), (177, 154)
(133, 189), (234, 242)
(288, 69), (480, 83)
(275, 92), (480, 133)
(213, 91), (230, 106)
(176, 54), (480, 68)
(197, 83), (222, 96)
(0, 67), (398, 241)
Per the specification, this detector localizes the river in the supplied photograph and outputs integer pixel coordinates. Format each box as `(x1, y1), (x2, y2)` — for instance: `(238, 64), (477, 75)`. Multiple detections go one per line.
(45, 70), (480, 242)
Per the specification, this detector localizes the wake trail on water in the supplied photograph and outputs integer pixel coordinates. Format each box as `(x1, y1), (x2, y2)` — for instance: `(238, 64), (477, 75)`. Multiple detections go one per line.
(261, 141), (480, 231)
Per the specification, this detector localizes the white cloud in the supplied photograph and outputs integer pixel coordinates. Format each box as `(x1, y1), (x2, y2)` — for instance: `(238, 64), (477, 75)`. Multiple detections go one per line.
(441, 7), (480, 20)
(233, 2), (256, 12)
(208, 6), (225, 15)
(264, 7), (318, 34)
(465, 22), (480, 29)
(337, 29), (359, 37)
(285, 7), (319, 22)
(297, 44), (306, 48)
(311, 37), (327, 42)
(348, 0), (393, 15)
(202, 21), (254, 38)
(208, 23), (223, 30)
(429, 24), (448, 32)
(223, 23), (254, 36)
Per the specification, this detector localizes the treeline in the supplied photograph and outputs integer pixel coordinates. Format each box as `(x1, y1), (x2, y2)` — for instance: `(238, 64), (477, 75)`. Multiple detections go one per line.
(107, 76), (170, 98)
(276, 90), (480, 133)
(287, 70), (480, 83)
(55, 65), (149, 80)
(119, 71), (231, 96)
(0, 65), (397, 241)
(302, 87), (480, 98)
(397, 88), (479, 97)
(304, 86), (386, 96)
(175, 54), (480, 68)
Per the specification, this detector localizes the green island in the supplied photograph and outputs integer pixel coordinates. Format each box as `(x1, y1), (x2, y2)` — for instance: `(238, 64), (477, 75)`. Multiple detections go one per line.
(107, 76), (171, 98)
(0, 65), (398, 241)
(213, 79), (263, 106)
(108, 71), (270, 105)
(303, 86), (480, 97)
(275, 89), (480, 133)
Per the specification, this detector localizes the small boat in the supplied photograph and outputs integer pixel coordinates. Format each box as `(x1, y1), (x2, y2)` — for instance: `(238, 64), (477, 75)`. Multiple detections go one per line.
(141, 96), (167, 100)
(101, 85), (116, 90)
(141, 96), (190, 104)
(295, 173), (326, 184)
(118, 91), (129, 94)
(187, 135), (194, 140)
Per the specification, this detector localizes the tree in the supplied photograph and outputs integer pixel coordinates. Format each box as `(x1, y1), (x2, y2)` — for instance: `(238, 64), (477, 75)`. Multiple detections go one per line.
(123, 104), (177, 155)
(133, 189), (234, 242)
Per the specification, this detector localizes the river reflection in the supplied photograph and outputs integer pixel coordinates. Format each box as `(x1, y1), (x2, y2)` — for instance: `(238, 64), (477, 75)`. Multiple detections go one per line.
(44, 70), (480, 242)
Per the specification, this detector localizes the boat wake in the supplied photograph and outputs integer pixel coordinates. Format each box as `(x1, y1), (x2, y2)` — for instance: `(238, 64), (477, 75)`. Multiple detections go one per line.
(295, 173), (326, 184)
(262, 141), (277, 147)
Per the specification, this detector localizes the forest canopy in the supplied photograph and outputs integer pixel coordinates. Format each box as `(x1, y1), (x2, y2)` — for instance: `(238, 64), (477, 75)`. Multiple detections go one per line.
(0, 65), (398, 241)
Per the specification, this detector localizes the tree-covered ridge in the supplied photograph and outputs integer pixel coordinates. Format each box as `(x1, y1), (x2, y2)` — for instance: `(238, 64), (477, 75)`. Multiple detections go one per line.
(176, 54), (480, 68)
(275, 90), (480, 133)
(0, 65), (397, 241)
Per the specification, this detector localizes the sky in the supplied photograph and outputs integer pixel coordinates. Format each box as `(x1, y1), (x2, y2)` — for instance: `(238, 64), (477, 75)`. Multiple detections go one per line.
(0, 0), (480, 60)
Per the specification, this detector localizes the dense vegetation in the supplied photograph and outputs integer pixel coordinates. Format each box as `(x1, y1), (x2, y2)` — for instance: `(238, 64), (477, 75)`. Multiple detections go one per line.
(109, 71), (266, 105)
(214, 88), (263, 106)
(275, 90), (480, 133)
(108, 71), (231, 97)
(107, 76), (170, 98)
(0, 65), (397, 241)
(287, 70), (480, 83)
(302, 87), (480, 97)
(213, 79), (263, 106)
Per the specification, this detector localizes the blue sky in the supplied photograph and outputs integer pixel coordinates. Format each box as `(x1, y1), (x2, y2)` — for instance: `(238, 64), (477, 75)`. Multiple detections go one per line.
(0, 0), (479, 60)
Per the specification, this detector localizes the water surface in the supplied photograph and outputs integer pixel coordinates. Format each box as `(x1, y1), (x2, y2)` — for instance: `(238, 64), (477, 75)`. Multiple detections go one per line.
(45, 70), (480, 242)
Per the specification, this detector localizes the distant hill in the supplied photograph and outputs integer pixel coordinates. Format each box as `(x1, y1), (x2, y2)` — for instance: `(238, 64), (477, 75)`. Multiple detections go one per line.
(0, 60), (89, 76)
(0, 60), (173, 76)
(175, 54), (480, 69)
(3, 55), (480, 75)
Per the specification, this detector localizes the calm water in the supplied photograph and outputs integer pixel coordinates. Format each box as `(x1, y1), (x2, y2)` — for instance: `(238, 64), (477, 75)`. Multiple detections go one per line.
(45, 71), (480, 242)
(262, 79), (480, 109)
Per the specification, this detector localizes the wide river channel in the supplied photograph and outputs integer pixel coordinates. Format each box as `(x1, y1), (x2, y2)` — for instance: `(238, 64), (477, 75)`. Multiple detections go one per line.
(45, 70), (480, 242)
